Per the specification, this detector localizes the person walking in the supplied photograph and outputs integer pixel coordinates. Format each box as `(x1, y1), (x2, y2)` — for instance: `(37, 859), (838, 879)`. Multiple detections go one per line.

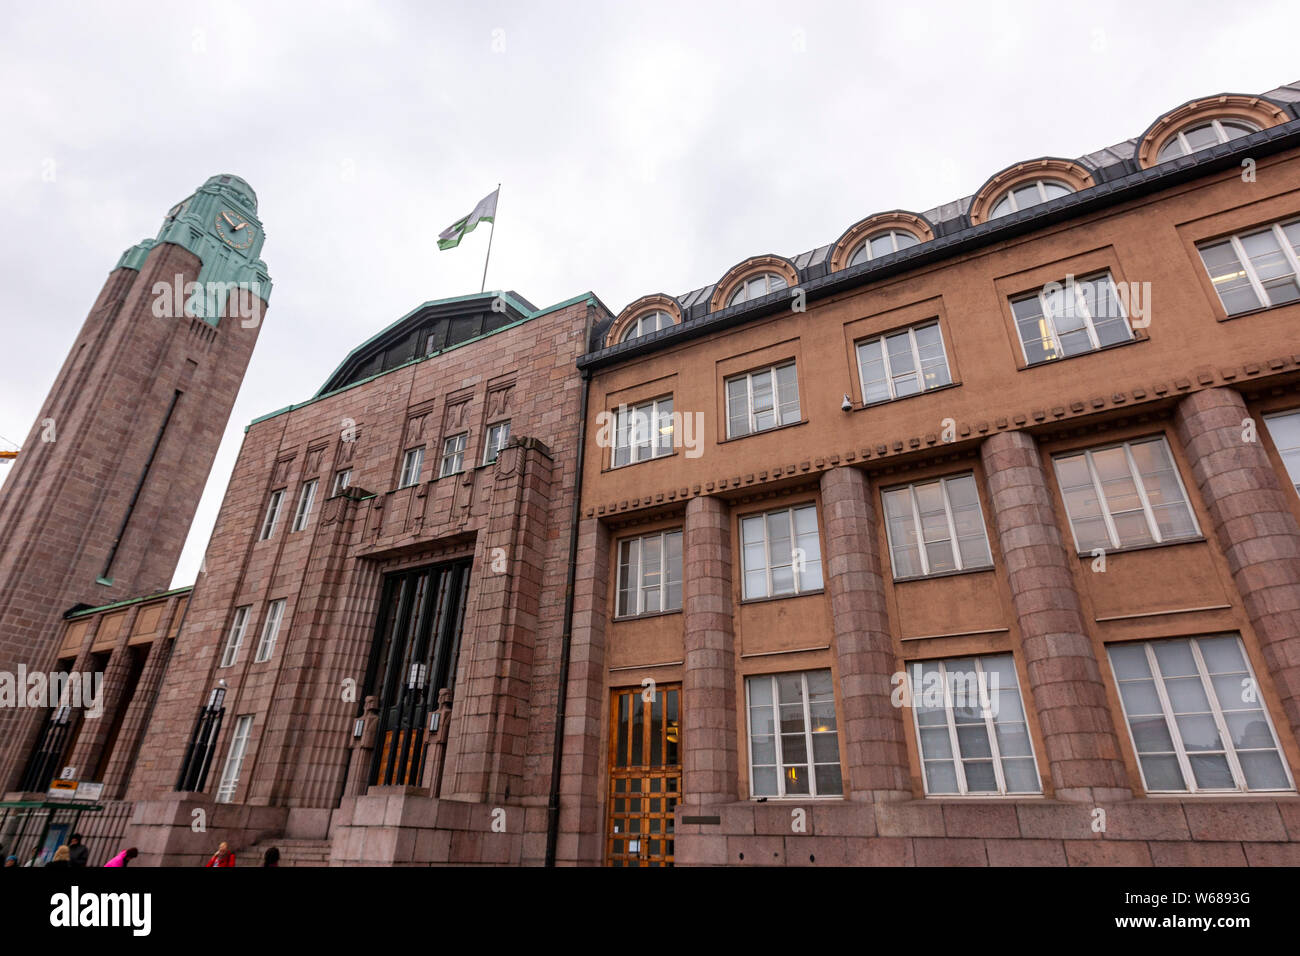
(46, 846), (72, 869)
(68, 834), (89, 867)
(104, 847), (138, 867)
(204, 842), (236, 867)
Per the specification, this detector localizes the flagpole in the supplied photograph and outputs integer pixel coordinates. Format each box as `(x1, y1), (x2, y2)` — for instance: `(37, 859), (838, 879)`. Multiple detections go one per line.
(480, 183), (500, 294)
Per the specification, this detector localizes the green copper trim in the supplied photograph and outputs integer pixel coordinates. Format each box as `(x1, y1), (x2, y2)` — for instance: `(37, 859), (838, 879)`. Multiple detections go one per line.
(67, 584), (194, 619)
(115, 239), (157, 272)
(95, 575), (114, 587)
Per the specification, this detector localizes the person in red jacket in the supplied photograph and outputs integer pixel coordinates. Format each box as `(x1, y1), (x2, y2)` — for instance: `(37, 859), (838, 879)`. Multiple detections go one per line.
(204, 842), (235, 867)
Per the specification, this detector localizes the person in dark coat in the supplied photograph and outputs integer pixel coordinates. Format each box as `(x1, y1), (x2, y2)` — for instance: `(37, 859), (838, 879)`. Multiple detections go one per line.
(263, 847), (280, 867)
(68, 834), (89, 867)
(46, 846), (72, 869)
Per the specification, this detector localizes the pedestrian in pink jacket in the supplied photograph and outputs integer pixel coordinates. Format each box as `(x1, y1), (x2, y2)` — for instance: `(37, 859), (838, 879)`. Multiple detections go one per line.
(104, 847), (138, 867)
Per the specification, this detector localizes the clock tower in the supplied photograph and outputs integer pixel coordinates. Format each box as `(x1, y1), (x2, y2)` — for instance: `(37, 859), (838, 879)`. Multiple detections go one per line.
(0, 174), (272, 792)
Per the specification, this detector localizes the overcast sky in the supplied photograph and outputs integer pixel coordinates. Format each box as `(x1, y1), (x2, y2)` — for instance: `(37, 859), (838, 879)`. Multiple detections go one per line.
(1, 0), (1295, 589)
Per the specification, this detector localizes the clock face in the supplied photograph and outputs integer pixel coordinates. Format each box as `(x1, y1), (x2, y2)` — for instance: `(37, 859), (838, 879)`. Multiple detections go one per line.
(215, 208), (255, 250)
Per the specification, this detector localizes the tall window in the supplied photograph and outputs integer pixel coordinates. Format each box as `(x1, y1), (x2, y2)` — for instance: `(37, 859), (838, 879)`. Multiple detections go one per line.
(616, 530), (683, 617)
(881, 474), (992, 579)
(219, 606), (251, 668)
(989, 179), (1073, 219)
(612, 397), (674, 467)
(291, 479), (318, 532)
(254, 599), (286, 663)
(1157, 119), (1258, 162)
(740, 504), (823, 600)
(259, 489), (285, 541)
(726, 362), (800, 438)
(746, 670), (841, 798)
(399, 447), (423, 488)
(620, 310), (674, 343)
(1197, 219), (1300, 315)
(1265, 410), (1300, 496)
(440, 433), (467, 476)
(910, 654), (1041, 795)
(1054, 437), (1199, 552)
(216, 714), (254, 803)
(1108, 635), (1292, 793)
(848, 229), (919, 266)
(727, 272), (788, 306)
(483, 421), (511, 465)
(856, 322), (951, 405)
(331, 469), (352, 496)
(1011, 272), (1133, 365)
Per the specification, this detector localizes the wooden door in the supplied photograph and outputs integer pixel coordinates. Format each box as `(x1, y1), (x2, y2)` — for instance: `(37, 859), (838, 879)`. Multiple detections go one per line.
(606, 684), (681, 867)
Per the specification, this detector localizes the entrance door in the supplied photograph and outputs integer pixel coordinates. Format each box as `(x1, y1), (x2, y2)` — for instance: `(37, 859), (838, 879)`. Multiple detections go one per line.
(606, 684), (680, 867)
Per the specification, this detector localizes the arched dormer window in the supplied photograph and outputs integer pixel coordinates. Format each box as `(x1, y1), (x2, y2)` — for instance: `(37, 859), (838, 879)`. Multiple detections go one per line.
(988, 179), (1073, 219)
(1137, 94), (1290, 169)
(727, 272), (787, 306)
(620, 310), (674, 343)
(605, 294), (682, 348)
(848, 229), (919, 266)
(708, 255), (800, 312)
(829, 211), (934, 273)
(968, 159), (1095, 226)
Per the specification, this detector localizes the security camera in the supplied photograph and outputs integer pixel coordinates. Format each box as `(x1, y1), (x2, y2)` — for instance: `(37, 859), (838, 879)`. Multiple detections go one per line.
(841, 394), (853, 412)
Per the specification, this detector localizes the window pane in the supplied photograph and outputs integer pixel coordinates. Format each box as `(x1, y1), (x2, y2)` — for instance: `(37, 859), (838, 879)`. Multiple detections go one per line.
(775, 364), (800, 425)
(857, 339), (890, 403)
(1199, 240), (1262, 314)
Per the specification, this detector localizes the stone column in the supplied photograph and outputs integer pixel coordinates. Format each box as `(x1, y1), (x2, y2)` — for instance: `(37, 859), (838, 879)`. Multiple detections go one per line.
(819, 466), (911, 800)
(1174, 387), (1300, 740)
(101, 606), (177, 799)
(681, 495), (738, 806)
(980, 430), (1130, 801)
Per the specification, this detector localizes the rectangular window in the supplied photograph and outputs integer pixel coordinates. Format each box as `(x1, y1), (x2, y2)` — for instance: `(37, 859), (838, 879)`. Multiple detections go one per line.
(612, 397), (674, 467)
(615, 530), (683, 617)
(291, 479), (318, 532)
(1198, 219), (1300, 315)
(331, 469), (351, 496)
(399, 447), (424, 488)
(726, 362), (800, 438)
(219, 606), (251, 669)
(483, 421), (511, 464)
(259, 489), (285, 541)
(881, 473), (993, 579)
(856, 321), (952, 404)
(254, 598), (286, 663)
(910, 654), (1042, 796)
(1011, 272), (1133, 366)
(440, 433), (467, 477)
(1264, 410), (1300, 496)
(216, 714), (254, 803)
(1108, 635), (1293, 793)
(1053, 436), (1199, 553)
(740, 504), (823, 600)
(746, 670), (842, 798)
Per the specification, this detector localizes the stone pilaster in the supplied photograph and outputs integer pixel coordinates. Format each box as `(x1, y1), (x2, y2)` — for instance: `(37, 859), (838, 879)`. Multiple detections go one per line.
(65, 605), (140, 779)
(101, 601), (179, 798)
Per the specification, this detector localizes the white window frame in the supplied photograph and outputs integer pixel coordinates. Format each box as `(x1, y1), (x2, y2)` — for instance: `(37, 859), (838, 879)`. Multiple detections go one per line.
(254, 598), (286, 663)
(216, 714), (254, 803)
(1011, 271), (1133, 365)
(855, 321), (951, 404)
(331, 469), (352, 496)
(611, 397), (674, 468)
(615, 530), (683, 618)
(483, 421), (511, 465)
(291, 479), (318, 532)
(725, 362), (800, 438)
(1264, 410), (1300, 497)
(745, 670), (842, 799)
(909, 655), (1042, 796)
(1053, 437), (1200, 553)
(259, 489), (285, 541)
(848, 229), (919, 266)
(620, 310), (674, 343)
(440, 433), (467, 477)
(1158, 118), (1259, 162)
(1197, 218), (1300, 316)
(989, 178), (1074, 219)
(1108, 636), (1294, 794)
(219, 605), (251, 668)
(739, 503), (823, 600)
(399, 447), (423, 488)
(727, 272), (788, 307)
(881, 473), (993, 579)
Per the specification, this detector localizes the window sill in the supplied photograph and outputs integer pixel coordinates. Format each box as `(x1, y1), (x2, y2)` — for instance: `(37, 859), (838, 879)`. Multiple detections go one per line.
(602, 450), (677, 474)
(613, 608), (683, 623)
(1142, 790), (1297, 799)
(738, 588), (825, 607)
(922, 793), (1045, 800)
(1215, 299), (1300, 323)
(892, 565), (995, 585)
(1020, 329), (1147, 370)
(853, 380), (961, 412)
(719, 418), (807, 445)
(749, 794), (845, 802)
(1072, 535), (1204, 558)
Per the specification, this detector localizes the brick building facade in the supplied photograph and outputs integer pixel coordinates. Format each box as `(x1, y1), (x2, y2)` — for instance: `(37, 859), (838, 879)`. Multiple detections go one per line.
(5, 83), (1300, 867)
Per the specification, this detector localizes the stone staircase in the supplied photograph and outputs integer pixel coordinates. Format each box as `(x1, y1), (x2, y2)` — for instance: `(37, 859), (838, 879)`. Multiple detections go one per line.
(237, 837), (333, 867)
